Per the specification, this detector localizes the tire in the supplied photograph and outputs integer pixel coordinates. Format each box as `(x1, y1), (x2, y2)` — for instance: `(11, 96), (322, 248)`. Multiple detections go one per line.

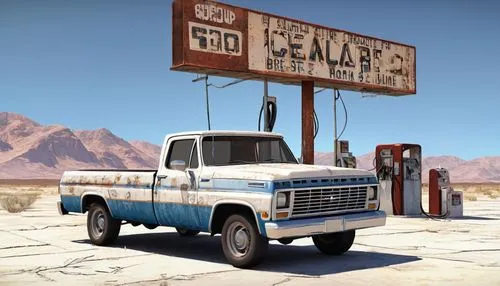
(87, 203), (121, 246)
(312, 230), (355, 255)
(144, 224), (158, 230)
(278, 238), (294, 245)
(221, 214), (268, 268)
(175, 227), (200, 236)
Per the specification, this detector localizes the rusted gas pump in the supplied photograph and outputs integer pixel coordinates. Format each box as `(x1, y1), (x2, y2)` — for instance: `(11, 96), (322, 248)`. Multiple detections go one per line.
(375, 144), (422, 216)
(429, 168), (463, 218)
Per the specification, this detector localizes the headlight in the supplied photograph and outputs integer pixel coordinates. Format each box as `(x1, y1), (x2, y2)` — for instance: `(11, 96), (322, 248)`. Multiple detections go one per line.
(367, 186), (377, 200)
(277, 192), (290, 208)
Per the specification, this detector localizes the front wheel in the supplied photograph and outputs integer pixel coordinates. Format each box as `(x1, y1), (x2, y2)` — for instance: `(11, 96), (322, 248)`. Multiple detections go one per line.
(87, 203), (121, 246)
(312, 230), (355, 255)
(221, 214), (268, 268)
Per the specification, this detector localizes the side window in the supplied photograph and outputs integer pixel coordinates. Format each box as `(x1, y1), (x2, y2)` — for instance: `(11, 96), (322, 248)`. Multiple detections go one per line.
(189, 143), (199, 168)
(166, 139), (195, 169)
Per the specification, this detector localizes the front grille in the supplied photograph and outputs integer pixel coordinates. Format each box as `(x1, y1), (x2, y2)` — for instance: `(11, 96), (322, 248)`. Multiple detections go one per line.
(291, 186), (368, 217)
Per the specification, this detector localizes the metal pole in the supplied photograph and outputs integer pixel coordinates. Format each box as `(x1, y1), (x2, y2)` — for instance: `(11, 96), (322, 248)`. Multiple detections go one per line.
(205, 76), (211, 130)
(301, 81), (314, 164)
(333, 89), (338, 167)
(263, 79), (269, 132)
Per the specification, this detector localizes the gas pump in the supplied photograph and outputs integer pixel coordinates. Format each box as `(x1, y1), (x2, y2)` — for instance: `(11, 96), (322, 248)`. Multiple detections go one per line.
(336, 140), (356, 168)
(375, 144), (422, 216)
(429, 168), (463, 218)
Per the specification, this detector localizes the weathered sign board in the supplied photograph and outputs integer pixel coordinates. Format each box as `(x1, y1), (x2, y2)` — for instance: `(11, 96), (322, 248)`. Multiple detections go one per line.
(172, 0), (416, 95)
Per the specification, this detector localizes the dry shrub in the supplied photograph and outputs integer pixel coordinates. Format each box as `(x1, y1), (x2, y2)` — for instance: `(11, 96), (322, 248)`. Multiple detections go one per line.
(464, 186), (475, 193)
(489, 193), (498, 200)
(481, 189), (493, 196)
(465, 194), (477, 201)
(0, 193), (40, 213)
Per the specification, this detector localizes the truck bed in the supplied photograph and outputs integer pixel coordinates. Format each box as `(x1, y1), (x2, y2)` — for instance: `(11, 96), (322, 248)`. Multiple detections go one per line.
(59, 169), (158, 224)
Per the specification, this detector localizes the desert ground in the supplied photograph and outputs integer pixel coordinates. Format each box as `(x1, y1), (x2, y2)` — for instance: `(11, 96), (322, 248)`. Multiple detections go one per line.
(1, 181), (500, 285)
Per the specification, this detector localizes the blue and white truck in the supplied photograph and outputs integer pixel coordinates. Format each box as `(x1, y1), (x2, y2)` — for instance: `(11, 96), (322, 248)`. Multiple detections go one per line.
(57, 130), (386, 268)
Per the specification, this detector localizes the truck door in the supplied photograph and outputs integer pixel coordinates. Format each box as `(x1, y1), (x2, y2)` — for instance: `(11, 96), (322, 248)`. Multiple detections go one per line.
(153, 136), (201, 229)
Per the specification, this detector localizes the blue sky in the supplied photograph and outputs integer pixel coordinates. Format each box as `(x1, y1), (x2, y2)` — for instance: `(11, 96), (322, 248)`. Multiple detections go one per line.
(1, 0), (499, 160)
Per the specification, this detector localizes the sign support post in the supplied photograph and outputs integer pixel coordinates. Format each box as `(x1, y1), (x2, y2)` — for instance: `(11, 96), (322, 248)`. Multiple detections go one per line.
(333, 90), (338, 166)
(301, 81), (314, 164)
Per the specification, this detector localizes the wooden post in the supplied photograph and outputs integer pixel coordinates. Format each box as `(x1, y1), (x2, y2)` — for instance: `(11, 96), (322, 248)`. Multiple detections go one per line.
(301, 81), (314, 164)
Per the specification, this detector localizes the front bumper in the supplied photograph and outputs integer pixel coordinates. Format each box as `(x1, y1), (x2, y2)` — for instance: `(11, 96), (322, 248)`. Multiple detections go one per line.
(57, 201), (68, 215)
(264, 211), (386, 239)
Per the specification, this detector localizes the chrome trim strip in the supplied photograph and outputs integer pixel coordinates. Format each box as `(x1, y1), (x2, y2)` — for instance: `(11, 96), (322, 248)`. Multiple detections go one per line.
(264, 211), (386, 239)
(276, 183), (379, 192)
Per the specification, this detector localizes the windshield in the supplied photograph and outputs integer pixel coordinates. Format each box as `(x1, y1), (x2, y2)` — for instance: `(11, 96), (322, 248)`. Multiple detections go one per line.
(202, 135), (298, 166)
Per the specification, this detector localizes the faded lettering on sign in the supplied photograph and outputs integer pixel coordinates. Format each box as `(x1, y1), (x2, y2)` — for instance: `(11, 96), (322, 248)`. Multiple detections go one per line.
(247, 12), (415, 91)
(189, 22), (242, 56)
(195, 3), (236, 25)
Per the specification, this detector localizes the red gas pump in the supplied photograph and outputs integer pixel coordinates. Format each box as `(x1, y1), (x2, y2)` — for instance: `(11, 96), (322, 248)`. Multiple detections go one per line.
(375, 144), (422, 216)
(375, 144), (464, 218)
(429, 168), (463, 218)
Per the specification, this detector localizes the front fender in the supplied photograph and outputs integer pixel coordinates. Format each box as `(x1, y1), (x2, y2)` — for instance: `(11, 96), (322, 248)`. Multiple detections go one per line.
(208, 199), (268, 236)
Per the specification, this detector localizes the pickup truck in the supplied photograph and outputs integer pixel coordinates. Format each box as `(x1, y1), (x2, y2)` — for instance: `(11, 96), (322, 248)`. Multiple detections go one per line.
(57, 130), (386, 268)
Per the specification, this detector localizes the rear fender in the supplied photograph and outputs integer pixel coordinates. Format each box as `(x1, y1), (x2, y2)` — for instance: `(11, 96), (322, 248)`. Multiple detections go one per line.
(81, 192), (113, 216)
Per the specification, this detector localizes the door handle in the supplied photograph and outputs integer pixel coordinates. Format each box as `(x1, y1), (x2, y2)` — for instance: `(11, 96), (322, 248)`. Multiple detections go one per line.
(155, 175), (167, 195)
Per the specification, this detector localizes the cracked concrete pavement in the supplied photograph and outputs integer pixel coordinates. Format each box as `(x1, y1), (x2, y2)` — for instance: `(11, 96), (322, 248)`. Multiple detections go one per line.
(1, 195), (500, 285)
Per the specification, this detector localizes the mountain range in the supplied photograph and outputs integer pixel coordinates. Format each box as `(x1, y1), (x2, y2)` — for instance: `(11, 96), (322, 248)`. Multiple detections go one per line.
(1, 112), (498, 182)
(0, 112), (160, 179)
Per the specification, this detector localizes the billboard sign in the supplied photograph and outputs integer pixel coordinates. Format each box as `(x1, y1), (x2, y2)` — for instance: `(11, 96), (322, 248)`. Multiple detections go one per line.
(172, 0), (416, 95)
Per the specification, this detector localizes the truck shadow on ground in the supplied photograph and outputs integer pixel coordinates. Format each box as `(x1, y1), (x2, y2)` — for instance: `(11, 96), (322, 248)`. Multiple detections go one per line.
(73, 231), (420, 276)
(452, 215), (499, 220)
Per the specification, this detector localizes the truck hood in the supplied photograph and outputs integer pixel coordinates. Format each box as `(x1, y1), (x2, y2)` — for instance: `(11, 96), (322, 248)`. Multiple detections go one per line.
(204, 163), (375, 181)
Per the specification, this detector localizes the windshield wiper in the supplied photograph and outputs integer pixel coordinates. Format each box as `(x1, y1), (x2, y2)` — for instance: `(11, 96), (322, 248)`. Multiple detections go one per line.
(260, 158), (282, 163)
(227, 160), (256, 165)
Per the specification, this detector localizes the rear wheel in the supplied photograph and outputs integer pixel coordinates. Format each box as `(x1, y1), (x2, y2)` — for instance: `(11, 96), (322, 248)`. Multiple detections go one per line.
(278, 238), (294, 245)
(87, 203), (121, 245)
(221, 214), (268, 268)
(144, 224), (158, 230)
(175, 227), (200, 237)
(312, 230), (355, 255)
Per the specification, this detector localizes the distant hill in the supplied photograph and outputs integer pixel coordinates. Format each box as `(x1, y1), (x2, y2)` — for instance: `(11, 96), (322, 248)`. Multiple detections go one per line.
(1, 112), (498, 182)
(315, 152), (500, 183)
(0, 112), (157, 179)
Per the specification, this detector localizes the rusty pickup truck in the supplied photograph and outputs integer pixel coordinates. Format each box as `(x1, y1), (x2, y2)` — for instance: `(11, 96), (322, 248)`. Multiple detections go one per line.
(57, 130), (386, 268)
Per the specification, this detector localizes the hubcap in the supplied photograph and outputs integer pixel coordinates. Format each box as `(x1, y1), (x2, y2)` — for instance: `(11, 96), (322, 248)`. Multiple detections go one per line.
(92, 210), (105, 237)
(227, 222), (250, 257)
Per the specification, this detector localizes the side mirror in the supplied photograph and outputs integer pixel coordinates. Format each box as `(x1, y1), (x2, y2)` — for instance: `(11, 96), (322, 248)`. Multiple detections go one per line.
(171, 160), (187, 171)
